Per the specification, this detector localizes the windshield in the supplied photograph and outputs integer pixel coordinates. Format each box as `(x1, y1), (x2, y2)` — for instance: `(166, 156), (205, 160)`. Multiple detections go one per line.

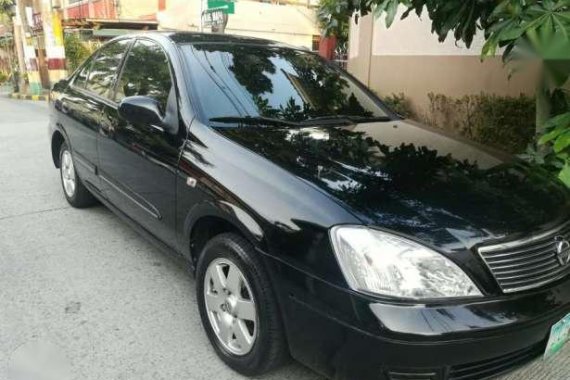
(181, 43), (390, 124)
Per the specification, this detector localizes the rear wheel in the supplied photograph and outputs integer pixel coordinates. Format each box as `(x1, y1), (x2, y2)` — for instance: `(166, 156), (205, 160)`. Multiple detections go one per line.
(196, 233), (288, 376)
(59, 143), (96, 208)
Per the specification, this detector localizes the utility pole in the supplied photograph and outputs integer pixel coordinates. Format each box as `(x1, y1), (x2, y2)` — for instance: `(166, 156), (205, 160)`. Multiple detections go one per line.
(13, 0), (26, 93)
(14, 0), (42, 95)
(41, 0), (66, 86)
(199, 0), (203, 32)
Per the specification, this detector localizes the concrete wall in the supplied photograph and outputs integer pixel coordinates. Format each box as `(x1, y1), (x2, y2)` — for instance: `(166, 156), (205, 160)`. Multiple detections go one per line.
(118, 0), (159, 20)
(158, 0), (319, 49)
(348, 8), (538, 114)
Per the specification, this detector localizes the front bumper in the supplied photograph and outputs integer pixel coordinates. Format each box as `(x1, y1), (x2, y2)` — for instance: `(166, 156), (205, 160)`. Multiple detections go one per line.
(266, 255), (570, 380)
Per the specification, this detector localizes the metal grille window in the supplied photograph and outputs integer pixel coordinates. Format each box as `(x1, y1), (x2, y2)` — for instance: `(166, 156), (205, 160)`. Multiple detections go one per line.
(478, 221), (570, 293)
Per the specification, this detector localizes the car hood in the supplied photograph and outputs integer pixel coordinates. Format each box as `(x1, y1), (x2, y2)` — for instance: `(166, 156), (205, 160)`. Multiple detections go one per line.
(214, 120), (570, 251)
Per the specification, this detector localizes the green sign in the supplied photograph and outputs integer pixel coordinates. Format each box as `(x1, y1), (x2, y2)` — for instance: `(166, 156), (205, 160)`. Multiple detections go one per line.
(207, 0), (235, 14)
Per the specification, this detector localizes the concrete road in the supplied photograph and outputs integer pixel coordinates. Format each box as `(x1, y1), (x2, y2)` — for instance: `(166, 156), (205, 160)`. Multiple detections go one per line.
(0, 97), (567, 380)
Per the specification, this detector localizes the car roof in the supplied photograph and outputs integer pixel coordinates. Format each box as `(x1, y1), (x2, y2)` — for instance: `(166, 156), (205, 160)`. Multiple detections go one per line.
(123, 31), (306, 50)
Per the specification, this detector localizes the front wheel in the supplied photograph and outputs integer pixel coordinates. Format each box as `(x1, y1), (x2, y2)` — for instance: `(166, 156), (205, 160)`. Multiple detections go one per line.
(196, 233), (288, 376)
(59, 143), (96, 208)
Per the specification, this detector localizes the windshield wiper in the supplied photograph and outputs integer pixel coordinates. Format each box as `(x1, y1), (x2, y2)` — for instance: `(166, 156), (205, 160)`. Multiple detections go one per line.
(302, 115), (392, 125)
(209, 116), (300, 127)
(209, 114), (393, 128)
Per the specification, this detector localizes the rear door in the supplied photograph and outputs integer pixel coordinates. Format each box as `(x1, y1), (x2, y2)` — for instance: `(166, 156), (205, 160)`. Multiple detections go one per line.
(58, 39), (132, 193)
(98, 38), (183, 246)
(55, 57), (99, 189)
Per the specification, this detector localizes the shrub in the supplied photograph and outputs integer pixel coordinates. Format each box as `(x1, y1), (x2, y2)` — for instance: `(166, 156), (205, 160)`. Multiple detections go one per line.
(474, 94), (536, 154)
(360, 90), (535, 153)
(64, 34), (99, 72)
(394, 92), (536, 154)
(0, 71), (8, 84)
(383, 93), (416, 119)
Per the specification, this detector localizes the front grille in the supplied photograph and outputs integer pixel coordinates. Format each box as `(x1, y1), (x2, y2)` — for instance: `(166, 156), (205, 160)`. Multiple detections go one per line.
(448, 342), (544, 380)
(387, 370), (439, 380)
(478, 221), (570, 293)
(385, 342), (545, 380)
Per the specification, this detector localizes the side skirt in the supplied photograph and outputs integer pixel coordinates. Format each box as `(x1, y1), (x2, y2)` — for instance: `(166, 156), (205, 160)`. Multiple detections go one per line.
(85, 182), (194, 276)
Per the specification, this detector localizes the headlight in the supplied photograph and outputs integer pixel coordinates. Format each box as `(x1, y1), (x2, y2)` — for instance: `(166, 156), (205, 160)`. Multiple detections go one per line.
(329, 225), (482, 300)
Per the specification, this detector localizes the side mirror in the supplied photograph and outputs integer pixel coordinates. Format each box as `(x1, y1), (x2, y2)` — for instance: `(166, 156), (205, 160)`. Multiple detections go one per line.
(118, 96), (166, 133)
(52, 79), (69, 92)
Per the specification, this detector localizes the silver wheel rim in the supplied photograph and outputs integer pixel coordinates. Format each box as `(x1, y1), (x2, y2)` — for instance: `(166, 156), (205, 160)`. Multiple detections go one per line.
(204, 258), (258, 356)
(61, 150), (76, 198)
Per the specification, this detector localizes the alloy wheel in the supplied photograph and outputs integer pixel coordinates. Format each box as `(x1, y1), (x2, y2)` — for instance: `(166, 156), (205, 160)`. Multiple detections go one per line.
(204, 258), (258, 356)
(61, 150), (76, 198)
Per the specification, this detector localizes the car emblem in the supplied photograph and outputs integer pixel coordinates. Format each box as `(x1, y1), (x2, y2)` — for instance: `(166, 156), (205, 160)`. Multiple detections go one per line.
(554, 236), (570, 266)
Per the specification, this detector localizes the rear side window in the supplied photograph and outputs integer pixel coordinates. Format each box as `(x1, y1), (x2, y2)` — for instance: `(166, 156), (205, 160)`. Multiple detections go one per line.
(115, 39), (173, 113)
(85, 39), (131, 99)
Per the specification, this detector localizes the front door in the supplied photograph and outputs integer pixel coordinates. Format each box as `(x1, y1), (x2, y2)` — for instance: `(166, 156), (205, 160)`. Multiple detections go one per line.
(98, 39), (183, 246)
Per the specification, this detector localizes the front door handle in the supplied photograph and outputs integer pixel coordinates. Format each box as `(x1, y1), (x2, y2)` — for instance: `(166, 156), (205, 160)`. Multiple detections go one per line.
(186, 176), (197, 188)
(61, 101), (70, 114)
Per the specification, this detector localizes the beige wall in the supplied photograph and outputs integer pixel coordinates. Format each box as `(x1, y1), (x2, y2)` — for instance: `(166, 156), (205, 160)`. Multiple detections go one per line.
(347, 12), (372, 84)
(118, 0), (159, 19)
(367, 56), (537, 112)
(348, 10), (538, 115)
(158, 0), (319, 49)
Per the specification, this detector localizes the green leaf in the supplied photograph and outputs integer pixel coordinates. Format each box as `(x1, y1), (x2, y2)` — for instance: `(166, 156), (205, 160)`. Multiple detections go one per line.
(489, 1), (509, 20)
(385, 0), (399, 27)
(372, 1), (387, 19)
(498, 24), (525, 41)
(524, 14), (550, 33)
(539, 16), (555, 44)
(544, 0), (556, 12)
(559, 163), (570, 187)
(559, 12), (570, 22)
(554, 131), (570, 153)
(539, 127), (565, 145)
(553, 15), (570, 40)
(525, 26), (543, 51)
(481, 37), (498, 58)
(545, 112), (570, 129)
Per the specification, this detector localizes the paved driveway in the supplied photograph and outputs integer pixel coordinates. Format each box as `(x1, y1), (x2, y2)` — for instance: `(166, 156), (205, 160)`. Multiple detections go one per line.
(0, 97), (567, 380)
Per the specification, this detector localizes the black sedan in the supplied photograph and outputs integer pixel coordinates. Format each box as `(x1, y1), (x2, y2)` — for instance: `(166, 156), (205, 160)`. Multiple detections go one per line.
(49, 32), (570, 380)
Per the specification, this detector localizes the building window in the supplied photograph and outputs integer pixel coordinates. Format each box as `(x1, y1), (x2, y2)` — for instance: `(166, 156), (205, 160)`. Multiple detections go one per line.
(312, 35), (320, 52)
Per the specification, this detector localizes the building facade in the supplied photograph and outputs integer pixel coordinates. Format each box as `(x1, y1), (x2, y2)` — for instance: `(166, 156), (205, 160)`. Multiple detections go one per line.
(63, 0), (160, 22)
(61, 0), (160, 38)
(13, 0), (161, 94)
(158, 0), (320, 50)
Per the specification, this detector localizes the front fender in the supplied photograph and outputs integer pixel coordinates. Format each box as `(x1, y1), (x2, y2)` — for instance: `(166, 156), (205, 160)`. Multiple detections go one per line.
(181, 199), (267, 264)
(49, 121), (71, 168)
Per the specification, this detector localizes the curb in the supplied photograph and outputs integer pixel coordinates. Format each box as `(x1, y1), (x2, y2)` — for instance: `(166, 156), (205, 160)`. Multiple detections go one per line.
(9, 93), (49, 101)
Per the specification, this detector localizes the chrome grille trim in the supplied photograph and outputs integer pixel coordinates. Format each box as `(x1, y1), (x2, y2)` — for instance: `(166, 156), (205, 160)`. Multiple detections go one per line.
(478, 220), (570, 293)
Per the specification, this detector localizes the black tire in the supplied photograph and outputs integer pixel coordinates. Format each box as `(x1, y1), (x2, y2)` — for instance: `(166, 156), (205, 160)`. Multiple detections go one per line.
(196, 233), (288, 376)
(59, 143), (97, 208)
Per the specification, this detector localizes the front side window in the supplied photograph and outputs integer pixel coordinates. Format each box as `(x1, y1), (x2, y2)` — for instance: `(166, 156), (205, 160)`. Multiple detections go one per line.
(85, 39), (131, 98)
(115, 39), (173, 114)
(73, 58), (93, 89)
(182, 44), (388, 123)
